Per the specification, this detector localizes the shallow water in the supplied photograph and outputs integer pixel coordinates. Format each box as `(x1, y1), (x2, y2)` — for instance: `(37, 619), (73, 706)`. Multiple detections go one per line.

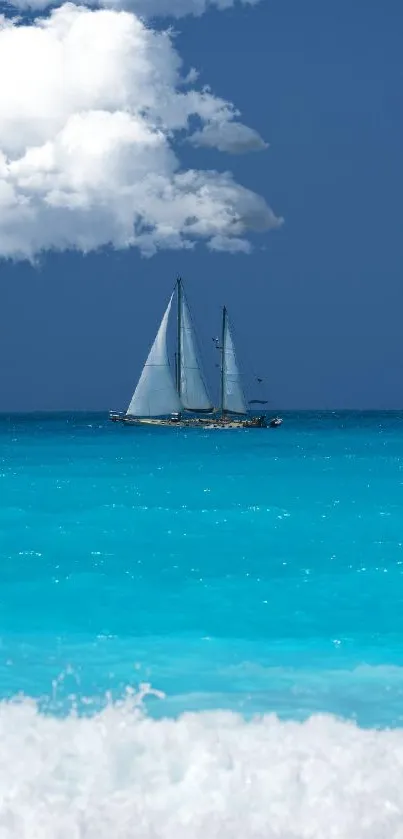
(1, 411), (403, 836)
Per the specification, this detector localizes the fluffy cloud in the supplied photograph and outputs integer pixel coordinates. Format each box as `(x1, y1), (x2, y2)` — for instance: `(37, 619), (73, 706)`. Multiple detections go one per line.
(0, 4), (281, 260)
(189, 122), (268, 154)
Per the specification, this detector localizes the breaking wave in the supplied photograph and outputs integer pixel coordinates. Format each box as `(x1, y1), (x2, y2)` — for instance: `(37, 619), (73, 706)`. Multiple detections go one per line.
(1, 687), (403, 838)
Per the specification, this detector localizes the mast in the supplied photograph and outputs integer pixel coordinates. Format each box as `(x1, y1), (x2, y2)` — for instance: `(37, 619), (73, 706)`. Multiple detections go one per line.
(176, 277), (182, 399)
(220, 306), (226, 416)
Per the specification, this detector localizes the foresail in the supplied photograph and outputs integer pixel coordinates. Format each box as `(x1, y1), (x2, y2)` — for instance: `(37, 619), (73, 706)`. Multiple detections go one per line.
(180, 295), (213, 412)
(126, 294), (181, 417)
(222, 315), (247, 415)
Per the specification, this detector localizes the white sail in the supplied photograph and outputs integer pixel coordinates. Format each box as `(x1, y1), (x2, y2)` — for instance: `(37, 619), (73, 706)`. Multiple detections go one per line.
(222, 313), (247, 415)
(180, 294), (213, 412)
(126, 294), (181, 417)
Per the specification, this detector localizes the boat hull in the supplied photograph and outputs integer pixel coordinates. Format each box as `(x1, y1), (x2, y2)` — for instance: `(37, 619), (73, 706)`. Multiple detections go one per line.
(109, 413), (282, 429)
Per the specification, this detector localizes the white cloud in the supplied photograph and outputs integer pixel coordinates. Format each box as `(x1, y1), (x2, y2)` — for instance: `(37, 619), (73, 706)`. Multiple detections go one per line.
(208, 235), (252, 253)
(189, 121), (268, 154)
(0, 4), (282, 260)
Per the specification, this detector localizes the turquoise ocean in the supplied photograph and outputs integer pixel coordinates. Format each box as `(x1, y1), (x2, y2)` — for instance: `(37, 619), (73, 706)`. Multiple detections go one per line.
(1, 412), (403, 837)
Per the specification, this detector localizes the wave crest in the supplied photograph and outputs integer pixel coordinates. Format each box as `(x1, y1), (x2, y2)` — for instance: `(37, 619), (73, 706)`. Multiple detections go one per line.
(1, 691), (403, 838)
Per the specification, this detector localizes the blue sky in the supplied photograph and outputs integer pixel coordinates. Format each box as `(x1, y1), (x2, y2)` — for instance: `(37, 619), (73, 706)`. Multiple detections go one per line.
(0, 0), (402, 410)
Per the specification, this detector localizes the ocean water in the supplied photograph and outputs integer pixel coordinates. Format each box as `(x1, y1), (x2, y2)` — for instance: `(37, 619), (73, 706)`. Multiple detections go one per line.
(1, 411), (403, 837)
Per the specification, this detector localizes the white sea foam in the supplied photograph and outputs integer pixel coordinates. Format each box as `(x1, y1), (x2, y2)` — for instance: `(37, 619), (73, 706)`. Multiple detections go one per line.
(1, 689), (403, 838)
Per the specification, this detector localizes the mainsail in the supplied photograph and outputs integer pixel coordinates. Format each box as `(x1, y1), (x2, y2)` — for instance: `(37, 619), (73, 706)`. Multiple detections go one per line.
(179, 288), (213, 412)
(126, 293), (181, 417)
(221, 307), (247, 415)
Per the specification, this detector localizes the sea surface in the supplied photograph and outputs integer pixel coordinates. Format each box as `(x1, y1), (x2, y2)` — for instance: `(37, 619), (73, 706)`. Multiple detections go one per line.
(1, 411), (403, 837)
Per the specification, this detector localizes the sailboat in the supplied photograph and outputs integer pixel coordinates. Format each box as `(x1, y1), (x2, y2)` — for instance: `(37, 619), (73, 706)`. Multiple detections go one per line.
(109, 279), (282, 429)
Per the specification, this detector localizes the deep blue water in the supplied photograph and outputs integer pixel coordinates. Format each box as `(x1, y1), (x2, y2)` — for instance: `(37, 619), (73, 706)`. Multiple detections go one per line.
(1, 411), (403, 727)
